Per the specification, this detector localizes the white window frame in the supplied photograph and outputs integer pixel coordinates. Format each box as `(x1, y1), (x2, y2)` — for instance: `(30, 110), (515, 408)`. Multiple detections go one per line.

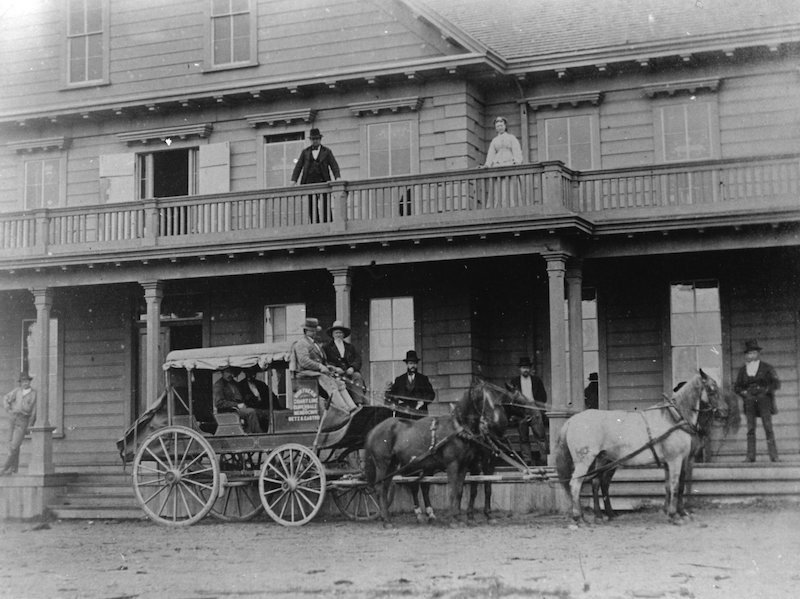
(264, 303), (307, 344)
(537, 108), (600, 170)
(65, 0), (109, 87)
(653, 98), (720, 163)
(564, 287), (599, 400)
(22, 318), (64, 437)
(369, 296), (415, 390)
(24, 156), (66, 210)
(359, 115), (419, 179)
(137, 147), (199, 200)
(257, 132), (306, 189)
(205, 0), (258, 71)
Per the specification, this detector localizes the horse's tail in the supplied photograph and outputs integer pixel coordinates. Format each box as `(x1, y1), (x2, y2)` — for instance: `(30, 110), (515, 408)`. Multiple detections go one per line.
(554, 420), (574, 494)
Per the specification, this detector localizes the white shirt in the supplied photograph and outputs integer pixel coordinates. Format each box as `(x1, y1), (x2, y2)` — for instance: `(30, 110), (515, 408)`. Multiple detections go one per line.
(746, 360), (760, 377)
(312, 148), (321, 160)
(334, 339), (345, 357)
(520, 376), (533, 401)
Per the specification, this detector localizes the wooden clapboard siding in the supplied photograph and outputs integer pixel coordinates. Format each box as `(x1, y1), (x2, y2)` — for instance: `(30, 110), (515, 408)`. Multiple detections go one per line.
(56, 287), (131, 468)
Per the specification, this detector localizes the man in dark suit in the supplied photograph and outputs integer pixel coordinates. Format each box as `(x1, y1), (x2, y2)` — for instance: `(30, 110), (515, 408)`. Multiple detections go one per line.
(385, 350), (435, 413)
(734, 339), (781, 462)
(213, 367), (264, 434)
(290, 128), (341, 223)
(322, 320), (366, 404)
(238, 366), (280, 431)
(507, 356), (548, 466)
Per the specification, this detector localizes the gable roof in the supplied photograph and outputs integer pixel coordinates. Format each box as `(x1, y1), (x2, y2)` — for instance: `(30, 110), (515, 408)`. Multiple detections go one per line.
(413, 0), (800, 64)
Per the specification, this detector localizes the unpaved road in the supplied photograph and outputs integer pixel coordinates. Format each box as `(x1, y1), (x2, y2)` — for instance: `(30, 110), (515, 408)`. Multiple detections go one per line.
(1, 501), (799, 599)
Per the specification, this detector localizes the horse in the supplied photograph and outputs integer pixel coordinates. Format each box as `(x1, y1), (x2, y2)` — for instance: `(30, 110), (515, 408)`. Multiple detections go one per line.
(587, 384), (741, 522)
(555, 370), (725, 524)
(364, 381), (507, 528)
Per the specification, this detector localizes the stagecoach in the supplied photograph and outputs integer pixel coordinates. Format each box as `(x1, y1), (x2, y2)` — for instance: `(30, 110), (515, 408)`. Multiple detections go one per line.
(118, 342), (409, 527)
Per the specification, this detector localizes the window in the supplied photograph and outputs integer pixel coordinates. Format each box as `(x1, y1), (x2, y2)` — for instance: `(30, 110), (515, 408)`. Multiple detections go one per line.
(264, 304), (306, 344)
(209, 0), (257, 68)
(670, 280), (722, 388)
(368, 121), (412, 178)
(564, 288), (599, 401)
(264, 133), (305, 188)
(543, 115), (595, 170)
(24, 158), (62, 210)
(655, 100), (719, 162)
(66, 0), (107, 85)
(22, 319), (63, 436)
(138, 148), (198, 199)
(369, 297), (414, 388)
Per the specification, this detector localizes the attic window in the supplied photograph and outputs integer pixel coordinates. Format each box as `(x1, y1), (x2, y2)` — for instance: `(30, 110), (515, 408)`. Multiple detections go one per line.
(244, 109), (317, 128)
(642, 77), (721, 98)
(348, 96), (423, 117)
(8, 137), (71, 153)
(525, 92), (603, 111)
(117, 124), (213, 145)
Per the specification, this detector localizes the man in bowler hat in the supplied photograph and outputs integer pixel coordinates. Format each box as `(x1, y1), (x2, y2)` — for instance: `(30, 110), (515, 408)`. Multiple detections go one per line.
(507, 356), (548, 466)
(385, 350), (435, 413)
(290, 128), (341, 223)
(734, 340), (781, 462)
(1, 372), (37, 475)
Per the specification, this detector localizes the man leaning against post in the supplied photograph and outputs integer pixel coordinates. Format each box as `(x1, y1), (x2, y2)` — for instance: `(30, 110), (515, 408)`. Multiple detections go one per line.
(1, 372), (37, 475)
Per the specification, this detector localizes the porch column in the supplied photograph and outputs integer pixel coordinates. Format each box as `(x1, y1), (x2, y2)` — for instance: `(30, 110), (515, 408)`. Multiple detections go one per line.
(566, 259), (584, 409)
(329, 267), (352, 328)
(543, 253), (569, 466)
(142, 281), (163, 406)
(28, 288), (55, 475)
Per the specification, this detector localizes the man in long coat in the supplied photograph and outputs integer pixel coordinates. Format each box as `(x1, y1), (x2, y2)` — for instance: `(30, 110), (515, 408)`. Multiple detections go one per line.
(385, 350), (435, 413)
(507, 356), (548, 466)
(322, 320), (366, 403)
(734, 339), (781, 462)
(290, 128), (340, 223)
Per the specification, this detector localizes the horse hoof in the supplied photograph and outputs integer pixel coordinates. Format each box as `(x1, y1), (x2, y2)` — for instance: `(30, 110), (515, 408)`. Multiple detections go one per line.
(486, 517), (498, 526)
(382, 521), (395, 529)
(415, 515), (426, 524)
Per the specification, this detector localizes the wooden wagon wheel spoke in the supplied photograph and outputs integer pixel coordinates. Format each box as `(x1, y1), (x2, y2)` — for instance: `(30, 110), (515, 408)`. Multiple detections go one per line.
(143, 446), (171, 472)
(259, 443), (326, 527)
(331, 483), (390, 521)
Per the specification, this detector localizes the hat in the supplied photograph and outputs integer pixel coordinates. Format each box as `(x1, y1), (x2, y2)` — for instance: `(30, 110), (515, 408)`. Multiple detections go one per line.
(18, 372), (32, 382)
(309, 128), (323, 139)
(302, 317), (322, 332)
(327, 320), (351, 337)
(517, 356), (532, 368)
(588, 372), (598, 382)
(404, 350), (420, 363)
(744, 339), (762, 353)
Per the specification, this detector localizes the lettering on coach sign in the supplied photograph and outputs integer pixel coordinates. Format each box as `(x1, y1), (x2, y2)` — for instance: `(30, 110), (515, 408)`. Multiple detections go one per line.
(288, 386), (321, 423)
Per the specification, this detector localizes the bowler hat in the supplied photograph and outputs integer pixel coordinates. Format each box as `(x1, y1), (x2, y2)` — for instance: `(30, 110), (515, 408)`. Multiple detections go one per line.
(404, 350), (420, 363)
(302, 317), (322, 332)
(327, 320), (351, 337)
(18, 372), (32, 382)
(588, 372), (598, 382)
(517, 356), (532, 368)
(309, 128), (323, 139)
(744, 339), (762, 353)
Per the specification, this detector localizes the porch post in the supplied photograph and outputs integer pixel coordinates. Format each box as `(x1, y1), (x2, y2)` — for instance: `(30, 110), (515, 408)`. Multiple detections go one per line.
(141, 281), (163, 406)
(28, 288), (55, 475)
(329, 267), (352, 328)
(543, 252), (570, 465)
(566, 259), (584, 410)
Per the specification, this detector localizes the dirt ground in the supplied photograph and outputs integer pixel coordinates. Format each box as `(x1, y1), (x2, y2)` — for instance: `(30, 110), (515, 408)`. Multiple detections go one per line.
(1, 500), (799, 599)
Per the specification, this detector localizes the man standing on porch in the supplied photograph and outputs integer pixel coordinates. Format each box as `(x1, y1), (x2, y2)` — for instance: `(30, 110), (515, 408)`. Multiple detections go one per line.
(290, 128), (341, 223)
(734, 340), (781, 462)
(1, 372), (37, 475)
(507, 357), (548, 466)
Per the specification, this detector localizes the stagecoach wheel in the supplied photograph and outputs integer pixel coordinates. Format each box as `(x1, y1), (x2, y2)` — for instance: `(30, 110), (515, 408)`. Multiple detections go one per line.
(258, 443), (326, 527)
(331, 482), (395, 521)
(204, 480), (264, 522)
(132, 425), (220, 526)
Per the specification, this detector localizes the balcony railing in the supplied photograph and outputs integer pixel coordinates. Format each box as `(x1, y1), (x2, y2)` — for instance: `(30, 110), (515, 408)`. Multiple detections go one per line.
(1, 155), (797, 261)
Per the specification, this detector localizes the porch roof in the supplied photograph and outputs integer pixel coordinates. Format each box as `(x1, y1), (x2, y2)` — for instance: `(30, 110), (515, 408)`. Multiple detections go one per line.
(163, 342), (294, 372)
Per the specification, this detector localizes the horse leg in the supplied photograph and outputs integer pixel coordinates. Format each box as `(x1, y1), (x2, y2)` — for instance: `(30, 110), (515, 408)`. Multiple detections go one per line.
(483, 455), (495, 523)
(467, 463), (479, 523)
(408, 481), (425, 524)
(665, 460), (683, 524)
(591, 476), (603, 522)
(569, 461), (592, 524)
(446, 462), (468, 526)
(421, 482), (435, 523)
(601, 468), (617, 520)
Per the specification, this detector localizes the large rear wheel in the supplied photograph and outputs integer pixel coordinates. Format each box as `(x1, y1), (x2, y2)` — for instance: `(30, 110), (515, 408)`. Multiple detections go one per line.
(132, 426), (220, 526)
(258, 444), (326, 526)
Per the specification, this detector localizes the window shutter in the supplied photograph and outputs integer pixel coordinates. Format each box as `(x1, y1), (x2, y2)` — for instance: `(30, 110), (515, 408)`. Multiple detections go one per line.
(198, 142), (230, 194)
(99, 153), (135, 203)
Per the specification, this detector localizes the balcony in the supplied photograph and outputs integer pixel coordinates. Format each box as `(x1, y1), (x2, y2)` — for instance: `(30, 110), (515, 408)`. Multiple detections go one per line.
(1, 155), (799, 268)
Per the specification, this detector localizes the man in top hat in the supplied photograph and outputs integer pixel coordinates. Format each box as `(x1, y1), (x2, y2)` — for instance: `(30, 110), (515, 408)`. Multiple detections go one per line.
(290, 128), (341, 223)
(507, 356), (548, 466)
(385, 350), (435, 413)
(584, 372), (599, 410)
(734, 339), (781, 462)
(214, 366), (264, 434)
(1, 372), (37, 475)
(322, 320), (366, 403)
(291, 317), (357, 413)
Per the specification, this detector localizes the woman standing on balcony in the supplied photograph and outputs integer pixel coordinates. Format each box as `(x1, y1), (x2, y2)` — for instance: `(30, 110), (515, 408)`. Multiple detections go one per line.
(481, 116), (523, 167)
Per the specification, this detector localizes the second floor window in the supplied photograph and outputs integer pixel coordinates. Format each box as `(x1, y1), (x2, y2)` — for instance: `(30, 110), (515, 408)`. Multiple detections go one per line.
(264, 133), (305, 188)
(138, 148), (198, 199)
(25, 158), (62, 209)
(67, 0), (106, 84)
(211, 0), (255, 67)
(368, 121), (412, 178)
(544, 115), (594, 170)
(658, 102), (714, 161)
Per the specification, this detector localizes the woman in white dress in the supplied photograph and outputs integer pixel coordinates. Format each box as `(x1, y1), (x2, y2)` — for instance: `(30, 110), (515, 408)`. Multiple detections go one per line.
(480, 116), (524, 207)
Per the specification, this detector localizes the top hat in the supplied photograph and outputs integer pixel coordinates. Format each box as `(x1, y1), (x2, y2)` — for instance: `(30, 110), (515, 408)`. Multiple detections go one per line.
(588, 372), (598, 382)
(309, 128), (323, 139)
(744, 339), (762, 352)
(302, 317), (322, 332)
(18, 372), (32, 382)
(517, 356), (532, 368)
(327, 320), (351, 337)
(404, 350), (420, 363)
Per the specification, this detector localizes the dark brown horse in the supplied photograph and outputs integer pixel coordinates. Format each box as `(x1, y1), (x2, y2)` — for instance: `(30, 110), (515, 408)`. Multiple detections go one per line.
(364, 381), (507, 527)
